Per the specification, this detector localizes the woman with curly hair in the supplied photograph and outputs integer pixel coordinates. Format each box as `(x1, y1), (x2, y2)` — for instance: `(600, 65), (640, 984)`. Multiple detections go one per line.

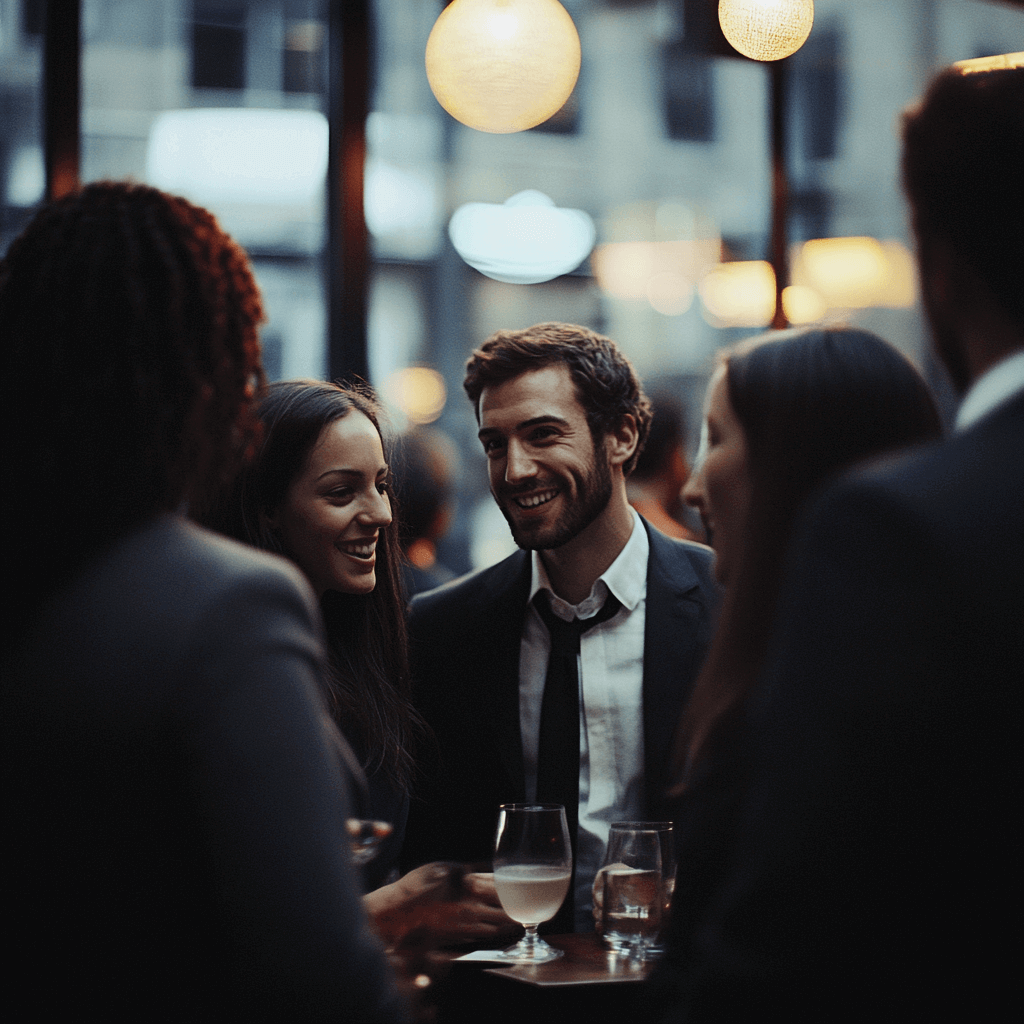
(2, 182), (406, 1021)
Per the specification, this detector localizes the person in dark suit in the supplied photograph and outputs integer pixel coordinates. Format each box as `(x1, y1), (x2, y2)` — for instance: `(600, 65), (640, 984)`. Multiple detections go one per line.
(1, 182), (406, 1021)
(638, 327), (941, 1014)
(657, 64), (1024, 1021)
(403, 322), (720, 933)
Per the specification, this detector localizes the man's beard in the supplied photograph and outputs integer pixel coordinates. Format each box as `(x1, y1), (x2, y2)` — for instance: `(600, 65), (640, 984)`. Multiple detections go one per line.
(496, 447), (614, 551)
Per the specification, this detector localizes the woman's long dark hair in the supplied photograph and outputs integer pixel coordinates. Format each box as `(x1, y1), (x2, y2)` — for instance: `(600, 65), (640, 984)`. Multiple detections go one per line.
(673, 327), (943, 785)
(201, 378), (422, 792)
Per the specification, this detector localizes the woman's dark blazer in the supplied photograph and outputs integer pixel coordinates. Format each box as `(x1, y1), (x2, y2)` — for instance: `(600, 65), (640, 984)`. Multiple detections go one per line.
(4, 514), (405, 1023)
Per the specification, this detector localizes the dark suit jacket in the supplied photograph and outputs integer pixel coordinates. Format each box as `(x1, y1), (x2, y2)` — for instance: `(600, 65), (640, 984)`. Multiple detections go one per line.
(4, 515), (405, 1023)
(663, 391), (1024, 1021)
(403, 518), (719, 871)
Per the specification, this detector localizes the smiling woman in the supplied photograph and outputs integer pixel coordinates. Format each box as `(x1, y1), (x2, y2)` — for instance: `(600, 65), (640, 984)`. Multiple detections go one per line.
(268, 408), (393, 598)
(199, 380), (416, 863)
(198, 378), (515, 946)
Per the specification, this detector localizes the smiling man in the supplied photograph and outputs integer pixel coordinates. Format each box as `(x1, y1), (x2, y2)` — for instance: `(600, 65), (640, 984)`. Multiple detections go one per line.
(402, 323), (719, 932)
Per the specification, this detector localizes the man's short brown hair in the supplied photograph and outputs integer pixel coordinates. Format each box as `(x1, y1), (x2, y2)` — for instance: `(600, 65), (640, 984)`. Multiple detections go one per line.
(463, 322), (653, 475)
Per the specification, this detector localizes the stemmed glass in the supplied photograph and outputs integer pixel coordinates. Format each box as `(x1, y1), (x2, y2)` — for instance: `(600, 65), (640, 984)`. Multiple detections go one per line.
(492, 803), (573, 963)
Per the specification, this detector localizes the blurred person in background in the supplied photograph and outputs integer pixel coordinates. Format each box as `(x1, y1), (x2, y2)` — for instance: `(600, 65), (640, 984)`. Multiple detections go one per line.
(200, 379), (513, 948)
(1, 182), (407, 1021)
(627, 393), (702, 542)
(394, 426), (459, 597)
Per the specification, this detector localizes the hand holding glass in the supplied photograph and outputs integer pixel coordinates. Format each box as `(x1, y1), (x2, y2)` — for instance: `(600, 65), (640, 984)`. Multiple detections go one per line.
(492, 803), (572, 963)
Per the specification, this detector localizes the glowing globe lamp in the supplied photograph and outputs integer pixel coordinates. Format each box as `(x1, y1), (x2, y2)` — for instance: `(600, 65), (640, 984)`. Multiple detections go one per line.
(425, 0), (581, 134)
(718, 0), (814, 62)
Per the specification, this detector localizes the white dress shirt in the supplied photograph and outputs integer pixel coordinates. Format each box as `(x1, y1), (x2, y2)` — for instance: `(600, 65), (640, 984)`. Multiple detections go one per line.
(955, 347), (1024, 432)
(520, 509), (649, 930)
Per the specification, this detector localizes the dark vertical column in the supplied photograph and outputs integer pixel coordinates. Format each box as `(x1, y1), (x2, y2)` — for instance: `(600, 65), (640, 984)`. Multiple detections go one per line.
(44, 0), (81, 201)
(769, 57), (789, 330)
(327, 0), (371, 384)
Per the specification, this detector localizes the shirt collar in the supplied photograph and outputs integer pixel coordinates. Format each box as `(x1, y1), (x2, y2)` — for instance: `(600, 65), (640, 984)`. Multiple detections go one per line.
(955, 348), (1024, 432)
(529, 509), (649, 621)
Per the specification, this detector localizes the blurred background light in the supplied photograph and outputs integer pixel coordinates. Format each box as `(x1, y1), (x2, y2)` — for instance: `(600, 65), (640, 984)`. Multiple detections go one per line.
(953, 51), (1024, 74)
(591, 239), (721, 301)
(646, 271), (695, 316)
(425, 0), (581, 133)
(146, 109), (328, 254)
(781, 284), (827, 324)
(6, 146), (44, 207)
(698, 260), (776, 327)
(364, 159), (441, 259)
(448, 189), (595, 284)
(382, 366), (447, 426)
(718, 0), (815, 62)
(792, 237), (916, 310)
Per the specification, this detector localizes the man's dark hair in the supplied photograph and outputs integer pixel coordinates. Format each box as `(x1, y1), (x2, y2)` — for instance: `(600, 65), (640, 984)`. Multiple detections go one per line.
(463, 321), (653, 475)
(902, 65), (1024, 332)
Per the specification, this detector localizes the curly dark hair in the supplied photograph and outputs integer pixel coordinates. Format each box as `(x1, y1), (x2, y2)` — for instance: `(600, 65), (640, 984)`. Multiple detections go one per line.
(463, 322), (653, 475)
(198, 378), (422, 793)
(2, 180), (265, 617)
(902, 66), (1024, 334)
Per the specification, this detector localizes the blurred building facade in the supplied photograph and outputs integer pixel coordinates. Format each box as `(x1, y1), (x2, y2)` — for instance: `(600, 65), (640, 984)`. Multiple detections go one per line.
(3, 0), (1021, 570)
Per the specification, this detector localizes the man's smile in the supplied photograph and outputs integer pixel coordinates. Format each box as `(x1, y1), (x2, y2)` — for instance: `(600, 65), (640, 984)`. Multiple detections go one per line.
(512, 488), (559, 510)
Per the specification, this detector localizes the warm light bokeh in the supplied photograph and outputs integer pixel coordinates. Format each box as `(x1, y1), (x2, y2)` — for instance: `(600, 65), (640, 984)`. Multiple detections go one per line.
(791, 237), (916, 310)
(382, 367), (447, 425)
(718, 0), (814, 62)
(698, 261), (776, 327)
(592, 239), (720, 302)
(782, 284), (826, 324)
(953, 51), (1024, 74)
(425, 0), (581, 134)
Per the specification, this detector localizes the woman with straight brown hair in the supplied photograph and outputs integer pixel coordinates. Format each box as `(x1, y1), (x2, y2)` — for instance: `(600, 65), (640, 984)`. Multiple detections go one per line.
(649, 326), (942, 993)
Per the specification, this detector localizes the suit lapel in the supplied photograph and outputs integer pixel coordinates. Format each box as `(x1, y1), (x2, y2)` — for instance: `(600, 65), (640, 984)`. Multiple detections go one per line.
(642, 522), (711, 812)
(474, 551), (531, 800)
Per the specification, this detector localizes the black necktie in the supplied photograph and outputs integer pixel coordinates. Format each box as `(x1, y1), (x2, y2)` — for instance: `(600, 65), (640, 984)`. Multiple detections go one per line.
(532, 589), (621, 932)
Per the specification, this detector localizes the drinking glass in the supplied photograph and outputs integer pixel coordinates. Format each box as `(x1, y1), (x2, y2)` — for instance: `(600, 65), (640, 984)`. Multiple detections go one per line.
(599, 823), (664, 960)
(493, 803), (573, 963)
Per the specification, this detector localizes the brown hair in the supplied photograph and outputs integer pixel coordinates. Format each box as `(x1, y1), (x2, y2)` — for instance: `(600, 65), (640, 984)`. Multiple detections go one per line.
(463, 322), (653, 475)
(673, 327), (942, 783)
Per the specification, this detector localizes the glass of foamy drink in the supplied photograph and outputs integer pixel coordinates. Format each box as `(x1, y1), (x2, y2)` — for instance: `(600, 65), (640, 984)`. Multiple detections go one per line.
(493, 803), (572, 963)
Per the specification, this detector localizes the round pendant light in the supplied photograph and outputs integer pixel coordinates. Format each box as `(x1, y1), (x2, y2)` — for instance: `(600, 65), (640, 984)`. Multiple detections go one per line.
(718, 0), (814, 62)
(425, 0), (581, 134)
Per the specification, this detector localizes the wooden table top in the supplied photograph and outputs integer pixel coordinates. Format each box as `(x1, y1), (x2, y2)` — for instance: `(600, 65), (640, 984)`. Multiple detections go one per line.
(481, 932), (655, 988)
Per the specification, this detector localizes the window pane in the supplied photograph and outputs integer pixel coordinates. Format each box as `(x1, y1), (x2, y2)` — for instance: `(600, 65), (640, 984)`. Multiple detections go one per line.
(80, 0), (329, 381)
(1, 1), (46, 252)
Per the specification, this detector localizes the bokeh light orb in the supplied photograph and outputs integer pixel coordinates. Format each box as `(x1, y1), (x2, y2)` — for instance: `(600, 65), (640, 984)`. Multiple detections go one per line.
(425, 0), (581, 134)
(383, 367), (447, 426)
(718, 0), (814, 62)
